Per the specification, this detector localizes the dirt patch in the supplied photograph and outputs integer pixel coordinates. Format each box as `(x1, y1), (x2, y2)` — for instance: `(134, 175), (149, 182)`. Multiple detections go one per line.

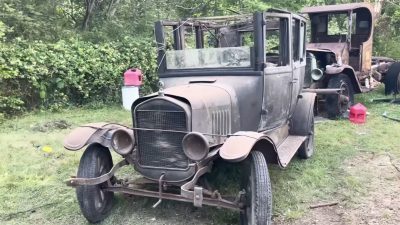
(275, 152), (400, 225)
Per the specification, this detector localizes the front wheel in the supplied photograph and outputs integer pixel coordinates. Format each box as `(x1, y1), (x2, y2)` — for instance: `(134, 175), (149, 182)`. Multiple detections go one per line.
(76, 144), (114, 223)
(325, 74), (354, 118)
(240, 151), (272, 225)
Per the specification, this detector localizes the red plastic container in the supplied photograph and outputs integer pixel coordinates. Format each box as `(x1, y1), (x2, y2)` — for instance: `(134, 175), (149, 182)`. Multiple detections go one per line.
(124, 68), (143, 86)
(349, 103), (367, 124)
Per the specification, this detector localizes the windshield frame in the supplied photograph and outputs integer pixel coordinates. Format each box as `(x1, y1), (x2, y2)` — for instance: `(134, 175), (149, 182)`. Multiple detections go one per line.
(155, 14), (264, 76)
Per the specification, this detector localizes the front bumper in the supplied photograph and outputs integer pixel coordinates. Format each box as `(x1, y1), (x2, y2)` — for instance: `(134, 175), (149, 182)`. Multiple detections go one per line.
(66, 158), (244, 211)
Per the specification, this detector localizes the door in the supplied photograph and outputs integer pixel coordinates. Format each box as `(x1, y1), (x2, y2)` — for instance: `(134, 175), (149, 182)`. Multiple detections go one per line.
(289, 17), (307, 118)
(259, 14), (293, 130)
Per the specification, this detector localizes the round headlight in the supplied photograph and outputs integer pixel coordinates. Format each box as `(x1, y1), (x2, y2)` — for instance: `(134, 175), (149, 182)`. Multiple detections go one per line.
(311, 68), (324, 81)
(111, 129), (134, 155)
(182, 132), (209, 161)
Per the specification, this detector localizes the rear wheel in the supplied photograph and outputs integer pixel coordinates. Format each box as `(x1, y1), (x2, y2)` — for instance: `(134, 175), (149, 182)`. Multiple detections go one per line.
(240, 151), (272, 225)
(326, 74), (354, 118)
(76, 144), (114, 223)
(298, 111), (315, 159)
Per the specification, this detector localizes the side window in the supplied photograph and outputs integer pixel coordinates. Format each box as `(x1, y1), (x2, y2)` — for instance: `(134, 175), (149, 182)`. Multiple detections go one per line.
(292, 19), (300, 61)
(265, 17), (289, 67)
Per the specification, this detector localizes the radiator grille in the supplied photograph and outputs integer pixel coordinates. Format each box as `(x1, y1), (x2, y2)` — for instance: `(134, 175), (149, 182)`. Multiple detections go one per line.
(135, 99), (189, 169)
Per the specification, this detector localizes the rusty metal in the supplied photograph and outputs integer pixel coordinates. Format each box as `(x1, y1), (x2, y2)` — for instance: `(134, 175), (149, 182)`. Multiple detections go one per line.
(104, 186), (242, 211)
(276, 135), (307, 167)
(302, 3), (375, 14)
(63, 123), (133, 151)
(66, 160), (128, 187)
(180, 164), (211, 202)
(303, 88), (341, 94)
(152, 173), (165, 208)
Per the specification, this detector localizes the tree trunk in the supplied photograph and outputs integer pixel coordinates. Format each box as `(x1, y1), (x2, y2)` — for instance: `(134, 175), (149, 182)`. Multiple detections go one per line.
(82, 0), (97, 31)
(106, 0), (121, 19)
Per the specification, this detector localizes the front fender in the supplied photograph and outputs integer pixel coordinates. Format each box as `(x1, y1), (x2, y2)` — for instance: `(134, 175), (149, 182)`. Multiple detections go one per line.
(219, 131), (278, 164)
(63, 123), (133, 151)
(325, 65), (362, 93)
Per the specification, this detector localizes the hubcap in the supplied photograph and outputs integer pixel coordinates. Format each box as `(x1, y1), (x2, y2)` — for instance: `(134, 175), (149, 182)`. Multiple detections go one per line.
(338, 81), (350, 114)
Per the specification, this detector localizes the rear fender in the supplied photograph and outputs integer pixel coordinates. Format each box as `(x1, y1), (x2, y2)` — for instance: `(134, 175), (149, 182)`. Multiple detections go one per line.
(325, 65), (362, 93)
(63, 123), (133, 151)
(219, 131), (279, 165)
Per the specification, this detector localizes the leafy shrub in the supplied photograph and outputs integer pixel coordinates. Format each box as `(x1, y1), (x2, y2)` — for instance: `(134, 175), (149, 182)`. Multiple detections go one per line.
(0, 37), (158, 117)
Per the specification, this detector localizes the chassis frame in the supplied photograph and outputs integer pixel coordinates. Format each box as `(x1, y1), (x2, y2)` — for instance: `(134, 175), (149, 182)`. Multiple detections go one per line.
(66, 150), (245, 211)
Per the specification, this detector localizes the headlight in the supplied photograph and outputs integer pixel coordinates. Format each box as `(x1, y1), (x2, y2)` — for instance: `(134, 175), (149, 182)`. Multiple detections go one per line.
(111, 129), (134, 155)
(311, 68), (324, 81)
(182, 132), (209, 161)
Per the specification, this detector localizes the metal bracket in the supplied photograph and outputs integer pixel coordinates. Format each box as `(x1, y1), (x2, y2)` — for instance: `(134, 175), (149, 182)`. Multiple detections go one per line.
(193, 186), (203, 207)
(152, 173), (165, 208)
(66, 159), (128, 187)
(181, 165), (211, 208)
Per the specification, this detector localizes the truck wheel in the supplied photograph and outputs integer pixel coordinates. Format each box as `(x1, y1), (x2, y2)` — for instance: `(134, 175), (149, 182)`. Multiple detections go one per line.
(76, 144), (114, 223)
(384, 62), (400, 95)
(326, 74), (354, 118)
(240, 151), (272, 225)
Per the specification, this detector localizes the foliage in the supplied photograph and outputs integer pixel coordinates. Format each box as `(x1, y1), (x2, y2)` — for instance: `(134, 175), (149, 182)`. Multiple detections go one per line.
(373, 1), (400, 59)
(0, 38), (157, 116)
(0, 0), (399, 118)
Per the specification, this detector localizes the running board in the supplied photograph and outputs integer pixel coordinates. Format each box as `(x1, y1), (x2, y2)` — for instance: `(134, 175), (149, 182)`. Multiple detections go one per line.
(276, 135), (307, 167)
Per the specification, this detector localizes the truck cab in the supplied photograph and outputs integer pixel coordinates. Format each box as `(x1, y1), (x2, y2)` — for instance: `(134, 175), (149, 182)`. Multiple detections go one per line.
(302, 3), (376, 117)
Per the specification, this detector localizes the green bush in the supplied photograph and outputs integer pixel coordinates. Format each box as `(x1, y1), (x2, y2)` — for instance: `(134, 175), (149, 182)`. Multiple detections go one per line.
(0, 37), (158, 117)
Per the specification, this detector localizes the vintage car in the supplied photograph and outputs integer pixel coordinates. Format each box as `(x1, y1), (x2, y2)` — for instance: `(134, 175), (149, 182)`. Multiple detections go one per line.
(64, 9), (316, 225)
(301, 3), (398, 117)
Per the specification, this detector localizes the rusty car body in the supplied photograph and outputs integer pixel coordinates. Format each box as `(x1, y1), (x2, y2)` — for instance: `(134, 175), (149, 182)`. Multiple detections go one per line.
(302, 3), (397, 117)
(64, 9), (316, 225)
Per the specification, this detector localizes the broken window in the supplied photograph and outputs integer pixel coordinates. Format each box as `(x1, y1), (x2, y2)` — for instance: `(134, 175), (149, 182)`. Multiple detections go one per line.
(265, 17), (289, 67)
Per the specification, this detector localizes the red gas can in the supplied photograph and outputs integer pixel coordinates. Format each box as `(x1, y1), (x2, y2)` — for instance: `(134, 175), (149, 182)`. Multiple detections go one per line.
(349, 103), (367, 124)
(123, 68), (143, 86)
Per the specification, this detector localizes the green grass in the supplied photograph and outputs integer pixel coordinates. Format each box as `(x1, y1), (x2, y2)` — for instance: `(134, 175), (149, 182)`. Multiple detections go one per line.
(0, 87), (399, 224)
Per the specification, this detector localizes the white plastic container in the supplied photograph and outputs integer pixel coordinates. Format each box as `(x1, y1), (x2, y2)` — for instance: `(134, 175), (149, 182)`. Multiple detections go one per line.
(122, 86), (139, 110)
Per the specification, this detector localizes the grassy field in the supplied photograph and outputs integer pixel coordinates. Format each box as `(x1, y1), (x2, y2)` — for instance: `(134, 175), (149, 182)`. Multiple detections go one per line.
(0, 87), (399, 225)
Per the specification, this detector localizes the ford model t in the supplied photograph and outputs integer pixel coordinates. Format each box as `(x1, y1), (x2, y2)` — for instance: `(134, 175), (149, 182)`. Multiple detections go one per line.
(64, 9), (316, 225)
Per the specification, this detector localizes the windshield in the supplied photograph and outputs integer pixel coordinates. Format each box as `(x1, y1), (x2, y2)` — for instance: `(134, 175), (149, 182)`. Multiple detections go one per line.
(161, 17), (254, 70)
(166, 46), (251, 69)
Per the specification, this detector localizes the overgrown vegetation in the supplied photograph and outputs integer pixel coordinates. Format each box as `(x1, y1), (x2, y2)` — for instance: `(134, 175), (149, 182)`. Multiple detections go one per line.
(0, 88), (398, 224)
(0, 38), (157, 116)
(0, 0), (399, 119)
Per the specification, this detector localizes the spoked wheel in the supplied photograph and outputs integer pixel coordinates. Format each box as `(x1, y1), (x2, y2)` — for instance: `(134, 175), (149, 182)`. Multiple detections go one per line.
(240, 151), (272, 225)
(76, 144), (114, 223)
(326, 74), (354, 118)
(298, 108), (315, 159)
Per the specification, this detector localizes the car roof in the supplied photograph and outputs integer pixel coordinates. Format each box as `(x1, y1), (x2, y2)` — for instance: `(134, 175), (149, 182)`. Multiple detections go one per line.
(302, 3), (374, 14)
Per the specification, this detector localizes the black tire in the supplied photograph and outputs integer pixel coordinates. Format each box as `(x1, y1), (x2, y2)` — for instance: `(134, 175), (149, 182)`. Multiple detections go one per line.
(325, 74), (354, 118)
(384, 62), (400, 95)
(297, 112), (315, 159)
(240, 151), (272, 225)
(76, 144), (114, 223)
